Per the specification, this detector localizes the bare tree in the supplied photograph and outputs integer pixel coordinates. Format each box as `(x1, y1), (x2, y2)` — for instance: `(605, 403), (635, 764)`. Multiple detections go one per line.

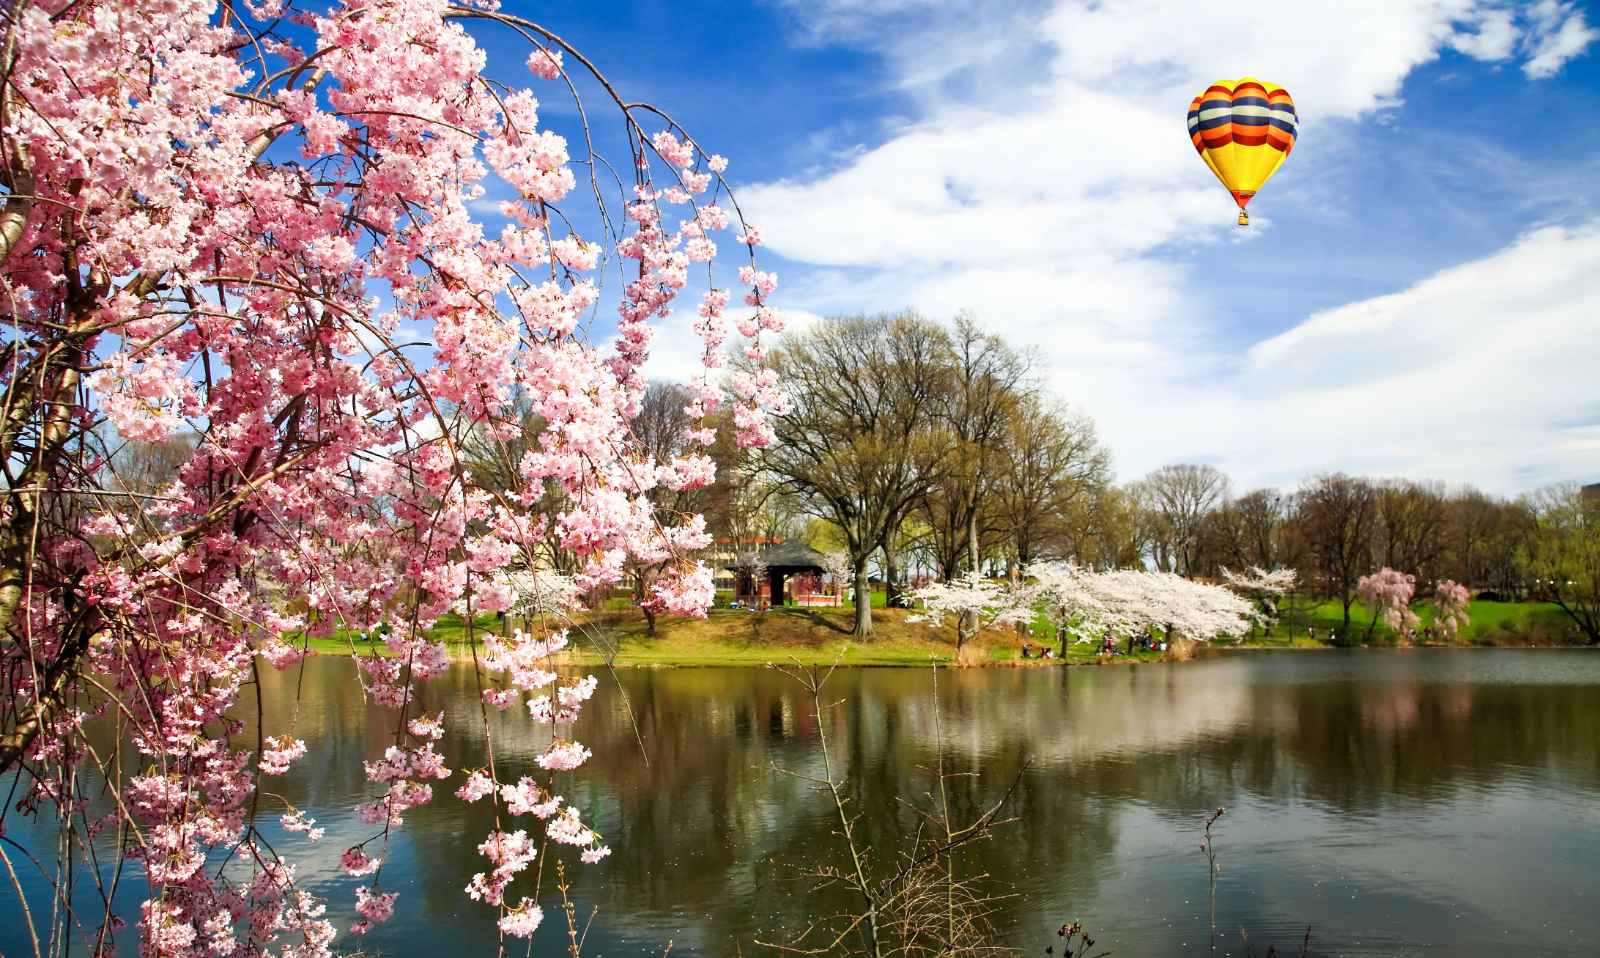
(1194, 488), (1284, 578)
(1235, 488), (1287, 570)
(1063, 484), (1145, 570)
(759, 314), (952, 636)
(1452, 493), (1536, 596)
(932, 314), (1031, 577)
(101, 430), (200, 495)
(993, 397), (1110, 570)
(1292, 473), (1378, 640)
(1374, 479), (1448, 582)
(1136, 463), (1231, 576)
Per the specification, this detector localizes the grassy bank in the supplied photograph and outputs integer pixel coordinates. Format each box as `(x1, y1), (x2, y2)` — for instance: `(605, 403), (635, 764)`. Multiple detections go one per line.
(295, 598), (1585, 668)
(1232, 597), (1580, 648)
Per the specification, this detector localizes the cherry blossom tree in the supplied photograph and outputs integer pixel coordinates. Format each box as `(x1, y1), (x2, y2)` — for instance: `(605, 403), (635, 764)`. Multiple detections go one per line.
(1221, 566), (1297, 636)
(902, 572), (1030, 651)
(1221, 566), (1298, 599)
(1356, 568), (1420, 642)
(1089, 569), (1257, 645)
(1020, 561), (1125, 656)
(0, 2), (784, 954)
(1019, 562), (1255, 655)
(821, 550), (850, 594)
(1433, 579), (1471, 643)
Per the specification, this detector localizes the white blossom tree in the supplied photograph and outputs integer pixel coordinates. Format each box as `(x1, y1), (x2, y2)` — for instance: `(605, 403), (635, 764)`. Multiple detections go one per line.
(1018, 562), (1256, 655)
(1222, 566), (1298, 637)
(1021, 561), (1127, 656)
(902, 572), (1031, 650)
(1090, 569), (1256, 644)
(821, 550), (851, 595)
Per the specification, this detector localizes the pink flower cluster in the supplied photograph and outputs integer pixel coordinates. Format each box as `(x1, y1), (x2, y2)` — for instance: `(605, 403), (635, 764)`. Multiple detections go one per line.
(351, 887), (397, 935)
(499, 901), (545, 938)
(1357, 568), (1421, 636)
(340, 847), (383, 878)
(1434, 579), (1472, 641)
(260, 737), (307, 776)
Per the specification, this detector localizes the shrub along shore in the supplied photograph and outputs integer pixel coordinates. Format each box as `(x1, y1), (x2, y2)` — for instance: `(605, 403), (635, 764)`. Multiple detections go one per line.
(296, 597), (1585, 668)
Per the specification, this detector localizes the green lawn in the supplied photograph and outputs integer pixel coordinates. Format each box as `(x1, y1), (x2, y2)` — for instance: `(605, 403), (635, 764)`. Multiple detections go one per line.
(1236, 598), (1578, 647)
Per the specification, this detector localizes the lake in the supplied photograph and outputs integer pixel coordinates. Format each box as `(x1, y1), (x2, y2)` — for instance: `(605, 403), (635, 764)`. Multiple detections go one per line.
(5, 649), (1599, 956)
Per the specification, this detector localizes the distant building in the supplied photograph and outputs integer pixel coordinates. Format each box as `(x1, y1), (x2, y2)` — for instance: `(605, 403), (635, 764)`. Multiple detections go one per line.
(1583, 482), (1600, 503)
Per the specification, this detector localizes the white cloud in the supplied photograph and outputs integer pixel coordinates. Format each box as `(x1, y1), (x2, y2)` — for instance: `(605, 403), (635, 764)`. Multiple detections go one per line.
(949, 221), (1600, 495)
(1040, 0), (1534, 119)
(1522, 0), (1600, 78)
(741, 0), (1597, 492)
(1450, 8), (1521, 60)
(1218, 221), (1600, 491)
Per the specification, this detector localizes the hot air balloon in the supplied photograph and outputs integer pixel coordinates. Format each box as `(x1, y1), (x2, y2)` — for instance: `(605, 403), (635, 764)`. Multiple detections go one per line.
(1187, 78), (1297, 226)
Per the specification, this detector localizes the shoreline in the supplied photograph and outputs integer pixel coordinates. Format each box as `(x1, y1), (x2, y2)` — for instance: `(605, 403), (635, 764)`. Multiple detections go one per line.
(297, 604), (1592, 669)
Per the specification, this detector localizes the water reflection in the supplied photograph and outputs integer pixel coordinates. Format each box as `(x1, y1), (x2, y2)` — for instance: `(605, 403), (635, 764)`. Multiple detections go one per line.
(5, 650), (1599, 955)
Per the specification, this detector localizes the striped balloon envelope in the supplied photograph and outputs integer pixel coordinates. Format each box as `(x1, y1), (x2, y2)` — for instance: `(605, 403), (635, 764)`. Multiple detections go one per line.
(1186, 78), (1297, 226)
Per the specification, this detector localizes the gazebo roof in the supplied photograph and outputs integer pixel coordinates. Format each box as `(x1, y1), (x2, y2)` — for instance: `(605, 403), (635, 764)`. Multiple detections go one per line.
(724, 540), (829, 572)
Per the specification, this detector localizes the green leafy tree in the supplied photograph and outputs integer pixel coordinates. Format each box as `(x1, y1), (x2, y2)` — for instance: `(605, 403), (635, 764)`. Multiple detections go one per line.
(1519, 484), (1600, 644)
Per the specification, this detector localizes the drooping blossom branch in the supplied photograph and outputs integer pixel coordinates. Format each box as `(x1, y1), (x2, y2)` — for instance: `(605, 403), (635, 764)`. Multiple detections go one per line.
(1220, 566), (1298, 599)
(0, 1), (782, 954)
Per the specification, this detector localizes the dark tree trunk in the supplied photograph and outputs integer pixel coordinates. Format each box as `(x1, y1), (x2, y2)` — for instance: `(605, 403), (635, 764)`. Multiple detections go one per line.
(635, 573), (656, 635)
(853, 562), (872, 637)
(884, 548), (901, 608)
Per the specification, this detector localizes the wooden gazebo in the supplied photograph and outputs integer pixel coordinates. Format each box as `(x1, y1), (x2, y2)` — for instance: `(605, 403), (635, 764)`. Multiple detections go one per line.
(728, 541), (830, 606)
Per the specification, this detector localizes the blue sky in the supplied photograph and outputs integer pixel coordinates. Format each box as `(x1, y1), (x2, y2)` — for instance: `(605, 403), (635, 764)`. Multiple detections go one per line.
(466, 1), (1600, 495)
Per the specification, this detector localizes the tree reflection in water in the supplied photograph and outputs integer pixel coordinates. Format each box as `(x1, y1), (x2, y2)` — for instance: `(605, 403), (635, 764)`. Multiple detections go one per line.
(4, 650), (1598, 956)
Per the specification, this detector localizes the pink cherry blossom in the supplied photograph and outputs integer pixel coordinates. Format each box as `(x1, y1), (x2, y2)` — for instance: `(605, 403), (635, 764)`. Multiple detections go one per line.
(1434, 579), (1472, 641)
(260, 737), (308, 776)
(456, 770), (496, 803)
(341, 848), (383, 878)
(499, 902), (544, 938)
(353, 887), (397, 929)
(281, 809), (325, 842)
(1357, 567), (1420, 637)
(527, 47), (564, 80)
